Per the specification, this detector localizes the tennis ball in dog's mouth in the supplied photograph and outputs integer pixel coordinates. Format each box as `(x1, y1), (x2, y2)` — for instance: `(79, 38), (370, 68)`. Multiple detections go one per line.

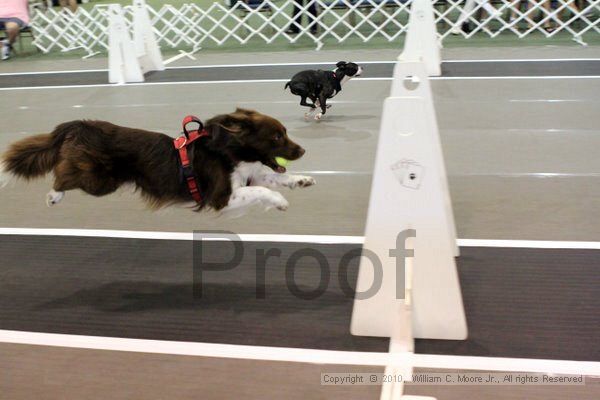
(275, 157), (289, 168)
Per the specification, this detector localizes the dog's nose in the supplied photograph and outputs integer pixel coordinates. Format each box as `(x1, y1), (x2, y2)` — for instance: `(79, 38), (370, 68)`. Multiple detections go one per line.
(298, 147), (306, 157)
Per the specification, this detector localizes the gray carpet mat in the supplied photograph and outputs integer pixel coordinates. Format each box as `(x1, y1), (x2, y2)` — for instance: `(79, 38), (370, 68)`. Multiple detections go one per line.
(0, 235), (598, 361)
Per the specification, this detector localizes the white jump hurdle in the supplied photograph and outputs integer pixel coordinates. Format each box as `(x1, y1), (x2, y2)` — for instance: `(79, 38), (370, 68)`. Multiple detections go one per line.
(108, 0), (164, 84)
(351, 2), (465, 398)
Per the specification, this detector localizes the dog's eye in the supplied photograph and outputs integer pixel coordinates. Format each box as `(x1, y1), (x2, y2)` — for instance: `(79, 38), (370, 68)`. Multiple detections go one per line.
(274, 133), (283, 141)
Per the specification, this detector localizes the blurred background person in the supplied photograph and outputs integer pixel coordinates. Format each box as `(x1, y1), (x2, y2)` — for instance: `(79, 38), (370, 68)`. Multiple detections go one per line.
(509, 0), (582, 33)
(60, 0), (78, 13)
(53, 0), (78, 13)
(451, 0), (501, 34)
(286, 0), (318, 35)
(0, 0), (29, 60)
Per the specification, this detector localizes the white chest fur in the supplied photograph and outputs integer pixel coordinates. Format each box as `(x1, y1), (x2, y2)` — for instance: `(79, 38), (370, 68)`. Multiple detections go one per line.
(230, 161), (270, 190)
(221, 161), (316, 216)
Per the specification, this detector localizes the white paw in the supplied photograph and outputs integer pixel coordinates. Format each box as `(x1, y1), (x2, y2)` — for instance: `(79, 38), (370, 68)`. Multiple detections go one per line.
(46, 190), (64, 207)
(315, 113), (323, 121)
(264, 191), (289, 211)
(288, 175), (316, 189)
(304, 108), (316, 120)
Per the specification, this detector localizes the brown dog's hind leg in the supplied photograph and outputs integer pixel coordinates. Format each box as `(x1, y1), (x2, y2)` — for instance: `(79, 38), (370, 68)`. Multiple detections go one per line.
(47, 160), (77, 206)
(46, 189), (64, 206)
(48, 159), (120, 206)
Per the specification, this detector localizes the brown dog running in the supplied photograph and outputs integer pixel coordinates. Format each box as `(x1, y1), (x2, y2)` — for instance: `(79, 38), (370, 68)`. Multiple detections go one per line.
(0, 108), (315, 213)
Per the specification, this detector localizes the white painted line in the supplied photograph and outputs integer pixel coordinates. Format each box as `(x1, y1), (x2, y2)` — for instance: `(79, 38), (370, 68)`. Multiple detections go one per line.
(429, 76), (600, 80)
(0, 68), (107, 76)
(410, 353), (600, 376)
(0, 228), (364, 244)
(458, 239), (600, 250)
(458, 172), (600, 178)
(507, 128), (596, 133)
(443, 58), (600, 63)
(166, 60), (397, 69)
(0, 330), (598, 375)
(293, 170), (372, 175)
(1, 228), (600, 249)
(48, 99), (372, 109)
(509, 99), (584, 103)
(0, 329), (404, 367)
(294, 171), (600, 178)
(165, 58), (600, 68)
(0, 79), (286, 91)
(0, 61), (394, 76)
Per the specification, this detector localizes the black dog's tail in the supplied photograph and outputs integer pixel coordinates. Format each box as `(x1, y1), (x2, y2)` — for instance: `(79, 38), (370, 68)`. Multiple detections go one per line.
(284, 81), (291, 90)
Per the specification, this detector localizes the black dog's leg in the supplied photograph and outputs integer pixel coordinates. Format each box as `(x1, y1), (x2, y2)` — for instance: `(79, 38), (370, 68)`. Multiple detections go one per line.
(315, 95), (327, 120)
(315, 98), (331, 109)
(299, 96), (316, 109)
(301, 96), (318, 120)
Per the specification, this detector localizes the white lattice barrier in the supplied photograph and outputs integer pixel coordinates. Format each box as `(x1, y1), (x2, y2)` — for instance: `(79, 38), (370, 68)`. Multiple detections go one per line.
(30, 0), (600, 56)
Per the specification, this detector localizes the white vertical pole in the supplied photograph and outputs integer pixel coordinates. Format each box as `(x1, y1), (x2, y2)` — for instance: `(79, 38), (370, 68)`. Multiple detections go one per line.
(399, 0), (441, 76)
(132, 0), (165, 73)
(108, 4), (144, 84)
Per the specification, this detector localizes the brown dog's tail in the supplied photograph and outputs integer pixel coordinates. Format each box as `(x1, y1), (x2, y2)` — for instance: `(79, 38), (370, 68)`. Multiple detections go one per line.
(2, 129), (66, 180)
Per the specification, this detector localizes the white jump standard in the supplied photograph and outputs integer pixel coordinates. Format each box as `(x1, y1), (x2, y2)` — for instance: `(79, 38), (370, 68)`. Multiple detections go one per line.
(108, 0), (164, 84)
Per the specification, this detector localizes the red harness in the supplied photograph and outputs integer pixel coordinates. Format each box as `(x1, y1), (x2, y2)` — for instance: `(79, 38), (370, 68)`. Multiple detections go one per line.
(173, 115), (209, 204)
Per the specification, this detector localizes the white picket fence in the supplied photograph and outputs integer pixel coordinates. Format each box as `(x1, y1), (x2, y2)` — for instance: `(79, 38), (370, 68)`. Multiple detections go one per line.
(30, 0), (599, 56)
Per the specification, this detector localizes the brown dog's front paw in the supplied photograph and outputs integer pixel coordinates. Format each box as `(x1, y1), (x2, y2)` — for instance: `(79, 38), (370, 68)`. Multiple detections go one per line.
(288, 175), (316, 189)
(265, 191), (289, 211)
(297, 177), (316, 188)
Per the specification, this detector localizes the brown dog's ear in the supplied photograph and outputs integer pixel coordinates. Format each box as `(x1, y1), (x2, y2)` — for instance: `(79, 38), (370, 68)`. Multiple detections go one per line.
(235, 107), (259, 116)
(205, 111), (253, 148)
